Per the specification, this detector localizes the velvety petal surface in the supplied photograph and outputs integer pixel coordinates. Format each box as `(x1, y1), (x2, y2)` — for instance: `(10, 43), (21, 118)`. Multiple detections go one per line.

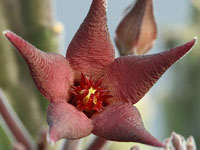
(92, 102), (164, 147)
(4, 31), (74, 102)
(47, 102), (93, 142)
(115, 0), (157, 55)
(66, 0), (115, 78)
(105, 39), (196, 104)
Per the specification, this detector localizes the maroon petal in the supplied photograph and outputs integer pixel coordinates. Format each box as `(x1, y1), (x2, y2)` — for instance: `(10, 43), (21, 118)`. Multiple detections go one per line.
(47, 102), (93, 142)
(92, 102), (164, 147)
(66, 0), (115, 78)
(115, 0), (157, 55)
(3, 31), (74, 102)
(105, 39), (196, 104)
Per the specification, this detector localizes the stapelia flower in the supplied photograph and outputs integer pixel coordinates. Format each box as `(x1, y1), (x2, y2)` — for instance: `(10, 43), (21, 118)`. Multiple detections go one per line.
(115, 0), (157, 55)
(3, 0), (196, 148)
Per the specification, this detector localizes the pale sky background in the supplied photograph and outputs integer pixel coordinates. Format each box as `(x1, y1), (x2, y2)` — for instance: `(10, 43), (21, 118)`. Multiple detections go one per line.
(54, 0), (192, 143)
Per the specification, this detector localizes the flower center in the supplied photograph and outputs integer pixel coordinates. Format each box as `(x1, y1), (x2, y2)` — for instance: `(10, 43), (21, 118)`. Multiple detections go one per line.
(83, 87), (96, 104)
(70, 73), (112, 113)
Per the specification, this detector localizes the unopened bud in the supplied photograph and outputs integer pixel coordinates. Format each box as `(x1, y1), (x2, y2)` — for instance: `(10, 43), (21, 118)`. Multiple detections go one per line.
(115, 0), (157, 55)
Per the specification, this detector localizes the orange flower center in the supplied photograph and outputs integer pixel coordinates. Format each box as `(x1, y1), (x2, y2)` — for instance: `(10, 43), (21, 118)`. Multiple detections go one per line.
(70, 73), (112, 113)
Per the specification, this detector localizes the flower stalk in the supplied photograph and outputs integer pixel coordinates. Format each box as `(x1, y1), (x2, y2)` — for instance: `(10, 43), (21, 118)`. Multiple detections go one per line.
(0, 88), (35, 150)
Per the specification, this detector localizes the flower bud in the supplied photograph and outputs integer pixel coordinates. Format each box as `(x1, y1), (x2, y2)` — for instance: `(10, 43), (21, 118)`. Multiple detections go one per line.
(115, 0), (157, 55)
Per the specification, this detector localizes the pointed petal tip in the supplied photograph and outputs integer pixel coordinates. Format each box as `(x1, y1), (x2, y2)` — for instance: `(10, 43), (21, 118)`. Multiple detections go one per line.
(2, 30), (10, 35)
(193, 36), (198, 40)
(180, 38), (197, 55)
(139, 132), (165, 148)
(193, 37), (198, 45)
(2, 30), (24, 49)
(3, 30), (13, 39)
(190, 37), (197, 46)
(2, 30), (17, 40)
(155, 141), (165, 148)
(167, 38), (197, 61)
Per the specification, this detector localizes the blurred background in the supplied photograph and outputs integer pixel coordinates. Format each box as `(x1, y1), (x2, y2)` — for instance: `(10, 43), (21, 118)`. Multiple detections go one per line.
(0, 0), (199, 149)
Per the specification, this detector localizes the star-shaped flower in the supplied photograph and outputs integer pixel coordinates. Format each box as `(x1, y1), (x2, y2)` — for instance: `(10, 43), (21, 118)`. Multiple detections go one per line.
(3, 0), (196, 148)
